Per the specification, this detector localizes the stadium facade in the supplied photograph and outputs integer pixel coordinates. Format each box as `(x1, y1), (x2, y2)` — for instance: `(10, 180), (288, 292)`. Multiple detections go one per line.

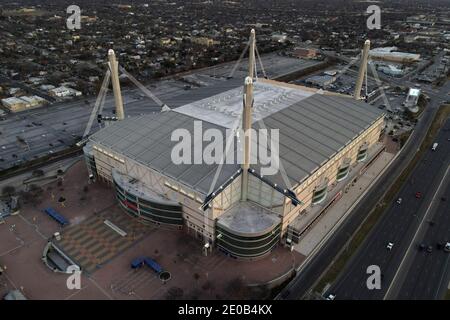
(84, 77), (384, 259)
(83, 33), (385, 259)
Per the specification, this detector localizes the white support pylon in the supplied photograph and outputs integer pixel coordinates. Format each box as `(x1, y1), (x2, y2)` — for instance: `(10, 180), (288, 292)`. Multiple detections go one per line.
(248, 29), (256, 80)
(241, 76), (254, 201)
(108, 49), (125, 120)
(354, 40), (371, 100)
(82, 69), (111, 139)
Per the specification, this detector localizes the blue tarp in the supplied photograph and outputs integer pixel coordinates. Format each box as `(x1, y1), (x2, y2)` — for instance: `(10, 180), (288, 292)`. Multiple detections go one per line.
(144, 257), (162, 274)
(130, 257), (163, 273)
(44, 207), (69, 226)
(131, 256), (145, 269)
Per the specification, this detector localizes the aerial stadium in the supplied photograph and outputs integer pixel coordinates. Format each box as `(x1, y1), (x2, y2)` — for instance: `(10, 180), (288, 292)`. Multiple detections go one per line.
(83, 31), (385, 259)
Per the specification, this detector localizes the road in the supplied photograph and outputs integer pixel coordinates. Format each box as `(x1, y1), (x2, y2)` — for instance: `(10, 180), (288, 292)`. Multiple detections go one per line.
(0, 52), (320, 172)
(0, 156), (82, 191)
(392, 153), (450, 299)
(278, 72), (450, 300)
(325, 117), (450, 299)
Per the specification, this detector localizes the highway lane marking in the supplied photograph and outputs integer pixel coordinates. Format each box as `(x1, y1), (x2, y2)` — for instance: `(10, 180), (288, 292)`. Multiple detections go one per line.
(384, 164), (450, 299)
(434, 257), (450, 299)
(405, 197), (449, 299)
(434, 242), (450, 299)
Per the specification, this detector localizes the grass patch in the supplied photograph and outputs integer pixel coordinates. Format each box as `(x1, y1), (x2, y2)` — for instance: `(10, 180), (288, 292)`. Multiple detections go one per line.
(445, 290), (450, 300)
(314, 104), (450, 295)
(398, 131), (412, 148)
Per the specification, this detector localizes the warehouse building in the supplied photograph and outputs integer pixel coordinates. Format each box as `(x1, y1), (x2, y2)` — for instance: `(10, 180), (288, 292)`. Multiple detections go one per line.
(1, 95), (47, 112)
(369, 47), (420, 64)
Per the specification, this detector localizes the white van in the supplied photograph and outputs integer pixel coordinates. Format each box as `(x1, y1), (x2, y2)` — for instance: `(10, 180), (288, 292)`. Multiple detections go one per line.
(444, 242), (450, 253)
(432, 143), (438, 151)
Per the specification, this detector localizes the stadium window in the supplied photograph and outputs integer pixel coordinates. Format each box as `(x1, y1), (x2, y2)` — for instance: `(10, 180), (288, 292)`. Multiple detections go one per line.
(357, 143), (369, 162)
(312, 178), (329, 205)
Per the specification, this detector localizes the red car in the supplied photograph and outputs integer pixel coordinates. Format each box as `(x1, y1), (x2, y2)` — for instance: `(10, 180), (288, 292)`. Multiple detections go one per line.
(415, 192), (422, 199)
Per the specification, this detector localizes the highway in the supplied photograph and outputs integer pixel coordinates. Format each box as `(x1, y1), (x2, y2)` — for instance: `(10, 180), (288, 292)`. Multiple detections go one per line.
(325, 117), (450, 299)
(394, 167), (450, 300)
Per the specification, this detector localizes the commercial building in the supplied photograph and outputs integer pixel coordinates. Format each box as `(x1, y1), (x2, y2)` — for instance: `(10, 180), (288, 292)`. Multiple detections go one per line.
(293, 48), (318, 59)
(19, 95), (47, 108)
(369, 47), (420, 64)
(84, 77), (385, 259)
(305, 74), (337, 88)
(191, 37), (220, 47)
(404, 88), (421, 113)
(1, 95), (47, 112)
(376, 64), (404, 77)
(1, 97), (27, 112)
(49, 86), (82, 98)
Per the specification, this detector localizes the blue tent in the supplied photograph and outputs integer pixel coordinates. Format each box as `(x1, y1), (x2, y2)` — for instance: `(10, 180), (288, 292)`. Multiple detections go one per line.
(144, 257), (162, 274)
(43, 207), (69, 226)
(131, 256), (145, 269)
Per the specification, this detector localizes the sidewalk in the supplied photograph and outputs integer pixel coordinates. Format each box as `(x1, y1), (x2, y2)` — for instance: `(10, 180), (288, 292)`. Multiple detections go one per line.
(294, 151), (395, 256)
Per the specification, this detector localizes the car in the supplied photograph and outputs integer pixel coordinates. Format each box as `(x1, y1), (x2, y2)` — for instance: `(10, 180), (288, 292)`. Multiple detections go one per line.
(444, 242), (450, 253)
(326, 293), (336, 300)
(415, 192), (422, 199)
(427, 246), (433, 253)
(441, 197), (447, 202)
(387, 242), (394, 250)
(419, 243), (426, 251)
(396, 198), (402, 204)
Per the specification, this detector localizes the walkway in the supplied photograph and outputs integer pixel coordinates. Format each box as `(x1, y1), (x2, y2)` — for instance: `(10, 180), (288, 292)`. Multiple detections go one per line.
(294, 150), (394, 256)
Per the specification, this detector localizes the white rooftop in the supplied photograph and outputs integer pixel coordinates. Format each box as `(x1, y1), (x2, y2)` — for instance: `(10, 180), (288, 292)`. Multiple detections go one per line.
(174, 79), (314, 128)
(408, 88), (421, 96)
(1, 97), (25, 105)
